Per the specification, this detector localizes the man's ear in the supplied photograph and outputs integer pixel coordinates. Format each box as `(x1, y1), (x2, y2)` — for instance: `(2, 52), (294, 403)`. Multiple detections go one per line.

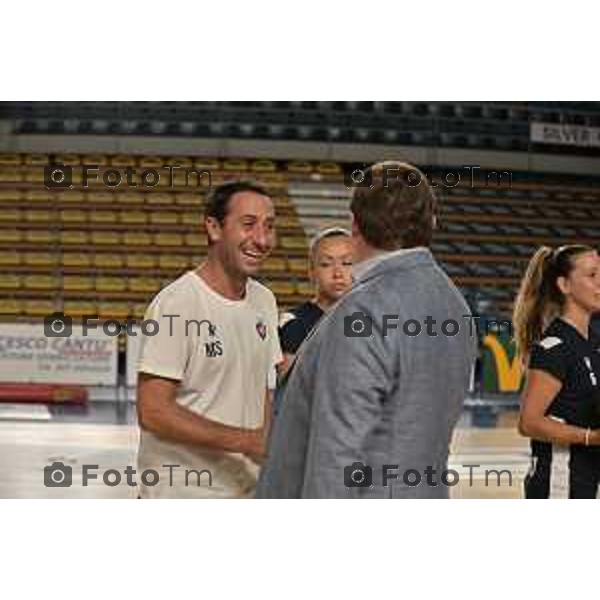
(432, 214), (438, 230)
(205, 217), (222, 244)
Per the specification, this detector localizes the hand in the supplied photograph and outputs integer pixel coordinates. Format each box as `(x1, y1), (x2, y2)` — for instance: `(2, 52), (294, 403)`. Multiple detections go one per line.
(243, 428), (266, 465)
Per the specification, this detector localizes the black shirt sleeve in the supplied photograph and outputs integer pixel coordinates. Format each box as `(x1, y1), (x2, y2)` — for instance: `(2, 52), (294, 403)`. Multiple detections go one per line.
(529, 338), (568, 383)
(279, 318), (309, 354)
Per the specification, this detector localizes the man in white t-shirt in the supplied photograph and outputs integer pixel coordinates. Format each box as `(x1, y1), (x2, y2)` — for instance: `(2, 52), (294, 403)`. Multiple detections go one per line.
(136, 181), (282, 498)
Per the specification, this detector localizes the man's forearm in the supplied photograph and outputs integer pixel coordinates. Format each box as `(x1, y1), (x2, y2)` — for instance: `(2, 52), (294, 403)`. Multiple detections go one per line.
(140, 399), (262, 456)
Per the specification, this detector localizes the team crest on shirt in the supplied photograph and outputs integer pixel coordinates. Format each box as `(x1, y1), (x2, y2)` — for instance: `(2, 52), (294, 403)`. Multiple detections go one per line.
(256, 318), (267, 341)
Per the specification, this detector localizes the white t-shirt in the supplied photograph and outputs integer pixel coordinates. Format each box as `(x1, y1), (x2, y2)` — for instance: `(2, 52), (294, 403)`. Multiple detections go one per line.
(136, 270), (282, 498)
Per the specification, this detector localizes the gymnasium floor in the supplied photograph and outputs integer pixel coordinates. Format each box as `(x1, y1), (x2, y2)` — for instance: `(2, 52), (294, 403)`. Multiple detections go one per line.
(0, 398), (529, 499)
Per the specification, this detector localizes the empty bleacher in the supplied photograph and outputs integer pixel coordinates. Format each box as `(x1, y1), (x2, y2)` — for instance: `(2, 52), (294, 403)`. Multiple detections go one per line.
(0, 154), (310, 322)
(287, 174), (600, 318)
(1, 153), (600, 323)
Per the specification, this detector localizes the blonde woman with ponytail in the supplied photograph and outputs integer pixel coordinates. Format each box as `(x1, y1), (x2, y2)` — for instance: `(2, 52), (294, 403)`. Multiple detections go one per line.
(513, 244), (600, 498)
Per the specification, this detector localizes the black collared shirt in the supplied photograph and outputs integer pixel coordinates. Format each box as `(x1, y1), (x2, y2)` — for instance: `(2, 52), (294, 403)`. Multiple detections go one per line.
(278, 301), (324, 355)
(529, 317), (600, 428)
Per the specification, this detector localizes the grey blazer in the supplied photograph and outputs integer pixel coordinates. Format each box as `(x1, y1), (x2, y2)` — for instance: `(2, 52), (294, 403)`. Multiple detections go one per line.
(256, 248), (477, 498)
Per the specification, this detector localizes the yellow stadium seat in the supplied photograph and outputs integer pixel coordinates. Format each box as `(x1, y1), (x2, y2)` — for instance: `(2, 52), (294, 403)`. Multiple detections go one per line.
(185, 233), (206, 247)
(23, 300), (55, 317)
(128, 277), (161, 293)
(278, 216), (300, 229)
(0, 209), (21, 222)
(120, 211), (147, 225)
(181, 212), (200, 226)
(175, 193), (202, 207)
(223, 158), (249, 172)
(296, 281), (313, 296)
(287, 258), (309, 273)
(24, 169), (47, 184)
(61, 231), (89, 245)
(117, 192), (145, 205)
(166, 156), (193, 169)
(23, 253), (56, 267)
(91, 231), (120, 246)
(56, 190), (85, 203)
(0, 169), (23, 182)
(168, 171), (191, 187)
(110, 154), (134, 167)
(126, 254), (156, 269)
(0, 190), (22, 202)
(281, 236), (308, 250)
(60, 209), (87, 223)
(184, 169), (212, 189)
(82, 154), (109, 166)
(150, 212), (179, 225)
(317, 162), (342, 175)
(0, 251), (21, 266)
(272, 195), (289, 208)
(194, 158), (220, 170)
(54, 154), (81, 166)
(0, 154), (21, 166)
(287, 161), (313, 174)
(93, 254), (123, 268)
(0, 299), (22, 315)
(62, 253), (92, 268)
(63, 301), (97, 317)
(63, 277), (94, 292)
(124, 232), (152, 246)
(146, 193), (173, 205)
(140, 156), (164, 168)
(25, 154), (50, 166)
(155, 233), (184, 246)
(97, 302), (131, 320)
(27, 230), (57, 244)
(89, 211), (117, 224)
(23, 275), (56, 290)
(0, 275), (21, 289)
(263, 257), (287, 273)
(270, 281), (296, 296)
(96, 277), (126, 293)
(0, 230), (22, 243)
(88, 192), (114, 204)
(251, 159), (277, 173)
(158, 255), (190, 270)
(25, 210), (53, 223)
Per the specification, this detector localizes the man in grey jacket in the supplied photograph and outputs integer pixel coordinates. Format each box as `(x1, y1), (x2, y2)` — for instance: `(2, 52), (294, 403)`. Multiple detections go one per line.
(257, 161), (477, 498)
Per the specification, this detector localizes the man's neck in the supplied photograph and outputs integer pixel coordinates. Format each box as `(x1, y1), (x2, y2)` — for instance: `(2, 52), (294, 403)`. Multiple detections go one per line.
(196, 258), (247, 301)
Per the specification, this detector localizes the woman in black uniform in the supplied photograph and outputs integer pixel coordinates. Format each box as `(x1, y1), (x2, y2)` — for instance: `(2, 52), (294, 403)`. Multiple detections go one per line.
(513, 244), (600, 499)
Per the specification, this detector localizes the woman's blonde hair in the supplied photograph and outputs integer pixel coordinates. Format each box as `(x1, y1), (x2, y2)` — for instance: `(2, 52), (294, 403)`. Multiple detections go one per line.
(513, 244), (595, 361)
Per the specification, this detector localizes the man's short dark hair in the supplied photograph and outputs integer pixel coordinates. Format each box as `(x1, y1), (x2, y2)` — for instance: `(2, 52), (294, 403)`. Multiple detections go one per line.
(204, 181), (270, 224)
(350, 161), (436, 250)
